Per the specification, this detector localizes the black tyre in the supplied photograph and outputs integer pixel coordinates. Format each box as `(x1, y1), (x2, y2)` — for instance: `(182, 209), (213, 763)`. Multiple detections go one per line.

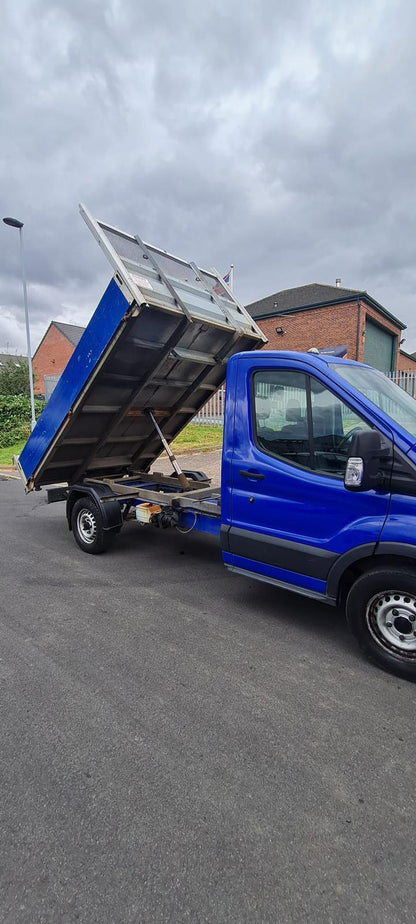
(346, 567), (416, 681)
(71, 497), (115, 554)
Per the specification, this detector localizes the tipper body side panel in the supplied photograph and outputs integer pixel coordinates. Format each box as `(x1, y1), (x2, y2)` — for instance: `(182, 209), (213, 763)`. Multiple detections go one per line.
(18, 205), (266, 490)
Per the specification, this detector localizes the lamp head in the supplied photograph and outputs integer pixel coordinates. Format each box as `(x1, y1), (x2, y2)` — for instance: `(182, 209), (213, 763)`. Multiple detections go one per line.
(3, 216), (24, 229)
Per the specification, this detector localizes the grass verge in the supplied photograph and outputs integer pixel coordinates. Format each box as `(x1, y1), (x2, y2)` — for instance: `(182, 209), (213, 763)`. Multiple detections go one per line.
(0, 425), (223, 468)
(0, 443), (24, 467)
(171, 424), (222, 453)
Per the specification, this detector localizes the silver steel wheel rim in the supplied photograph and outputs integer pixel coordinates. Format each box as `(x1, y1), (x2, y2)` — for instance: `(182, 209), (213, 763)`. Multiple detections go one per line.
(77, 509), (97, 544)
(366, 590), (416, 658)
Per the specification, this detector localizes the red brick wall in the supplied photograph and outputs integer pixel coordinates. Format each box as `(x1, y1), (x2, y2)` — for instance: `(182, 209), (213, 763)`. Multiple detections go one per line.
(397, 351), (416, 372)
(257, 298), (402, 368)
(258, 300), (360, 357)
(33, 324), (76, 395)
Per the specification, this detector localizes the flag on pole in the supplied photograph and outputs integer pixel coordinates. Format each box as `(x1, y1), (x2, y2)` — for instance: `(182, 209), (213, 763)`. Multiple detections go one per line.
(213, 265), (234, 296)
(223, 264), (234, 291)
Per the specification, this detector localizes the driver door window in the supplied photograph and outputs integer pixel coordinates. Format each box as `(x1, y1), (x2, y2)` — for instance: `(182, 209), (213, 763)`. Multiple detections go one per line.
(254, 371), (311, 468)
(253, 371), (372, 477)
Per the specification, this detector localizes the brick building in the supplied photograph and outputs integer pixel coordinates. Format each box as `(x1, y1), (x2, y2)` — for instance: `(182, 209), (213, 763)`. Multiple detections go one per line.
(33, 321), (85, 396)
(246, 283), (416, 374)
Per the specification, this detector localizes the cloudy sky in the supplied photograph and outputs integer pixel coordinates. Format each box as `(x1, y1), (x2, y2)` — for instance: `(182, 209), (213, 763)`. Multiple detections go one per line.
(1, 0), (416, 357)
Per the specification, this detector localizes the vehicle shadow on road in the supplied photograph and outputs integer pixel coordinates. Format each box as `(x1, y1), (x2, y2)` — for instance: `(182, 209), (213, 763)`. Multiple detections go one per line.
(118, 522), (353, 654)
(219, 561), (355, 664)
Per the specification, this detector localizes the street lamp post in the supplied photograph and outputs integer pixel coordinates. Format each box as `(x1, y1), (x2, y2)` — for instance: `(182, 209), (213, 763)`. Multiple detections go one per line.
(3, 216), (37, 431)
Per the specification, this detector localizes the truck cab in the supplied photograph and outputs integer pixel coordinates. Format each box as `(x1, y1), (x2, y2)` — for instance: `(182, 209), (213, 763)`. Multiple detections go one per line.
(221, 350), (416, 679)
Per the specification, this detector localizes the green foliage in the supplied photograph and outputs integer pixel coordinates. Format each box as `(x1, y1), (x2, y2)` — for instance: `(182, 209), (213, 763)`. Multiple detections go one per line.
(0, 357), (33, 396)
(0, 395), (45, 448)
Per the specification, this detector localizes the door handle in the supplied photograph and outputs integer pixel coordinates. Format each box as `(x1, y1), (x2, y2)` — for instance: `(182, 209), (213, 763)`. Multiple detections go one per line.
(239, 469), (265, 480)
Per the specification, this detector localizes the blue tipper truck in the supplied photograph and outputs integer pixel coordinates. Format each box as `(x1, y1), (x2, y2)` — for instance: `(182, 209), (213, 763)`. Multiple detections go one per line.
(17, 205), (416, 681)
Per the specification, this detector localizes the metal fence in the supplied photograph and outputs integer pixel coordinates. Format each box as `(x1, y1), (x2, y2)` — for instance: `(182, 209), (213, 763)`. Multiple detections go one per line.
(193, 386), (225, 424)
(388, 370), (416, 397)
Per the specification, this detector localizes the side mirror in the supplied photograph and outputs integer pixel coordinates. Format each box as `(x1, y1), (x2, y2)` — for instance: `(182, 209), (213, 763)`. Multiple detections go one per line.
(344, 429), (391, 492)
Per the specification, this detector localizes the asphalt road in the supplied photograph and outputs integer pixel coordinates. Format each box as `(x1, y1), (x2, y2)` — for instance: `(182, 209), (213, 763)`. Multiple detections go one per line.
(1, 476), (415, 924)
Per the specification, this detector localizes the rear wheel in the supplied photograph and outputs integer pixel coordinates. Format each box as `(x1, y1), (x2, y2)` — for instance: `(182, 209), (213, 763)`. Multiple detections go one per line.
(346, 567), (416, 681)
(71, 497), (115, 554)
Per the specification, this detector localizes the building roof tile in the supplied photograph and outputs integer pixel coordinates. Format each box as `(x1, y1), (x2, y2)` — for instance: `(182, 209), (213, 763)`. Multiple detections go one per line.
(246, 283), (405, 330)
(52, 321), (85, 346)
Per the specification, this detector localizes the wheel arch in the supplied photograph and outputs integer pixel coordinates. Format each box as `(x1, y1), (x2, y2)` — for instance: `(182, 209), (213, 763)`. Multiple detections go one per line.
(66, 484), (122, 533)
(327, 543), (416, 607)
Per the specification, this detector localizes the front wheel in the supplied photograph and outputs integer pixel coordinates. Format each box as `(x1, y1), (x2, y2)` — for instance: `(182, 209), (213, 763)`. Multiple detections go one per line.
(71, 497), (115, 554)
(346, 567), (416, 681)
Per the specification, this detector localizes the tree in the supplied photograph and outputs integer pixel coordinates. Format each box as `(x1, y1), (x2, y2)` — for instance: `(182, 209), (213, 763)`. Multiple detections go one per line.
(0, 357), (32, 396)
(0, 394), (45, 447)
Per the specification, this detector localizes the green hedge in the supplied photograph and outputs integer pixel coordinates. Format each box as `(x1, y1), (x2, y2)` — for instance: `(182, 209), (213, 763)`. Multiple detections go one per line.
(0, 396), (45, 448)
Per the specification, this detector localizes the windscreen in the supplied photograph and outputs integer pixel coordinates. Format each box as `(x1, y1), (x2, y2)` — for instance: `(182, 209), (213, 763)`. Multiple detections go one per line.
(332, 363), (416, 438)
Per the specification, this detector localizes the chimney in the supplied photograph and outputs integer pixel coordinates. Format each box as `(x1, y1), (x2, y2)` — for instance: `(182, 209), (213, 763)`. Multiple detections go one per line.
(335, 278), (341, 288)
